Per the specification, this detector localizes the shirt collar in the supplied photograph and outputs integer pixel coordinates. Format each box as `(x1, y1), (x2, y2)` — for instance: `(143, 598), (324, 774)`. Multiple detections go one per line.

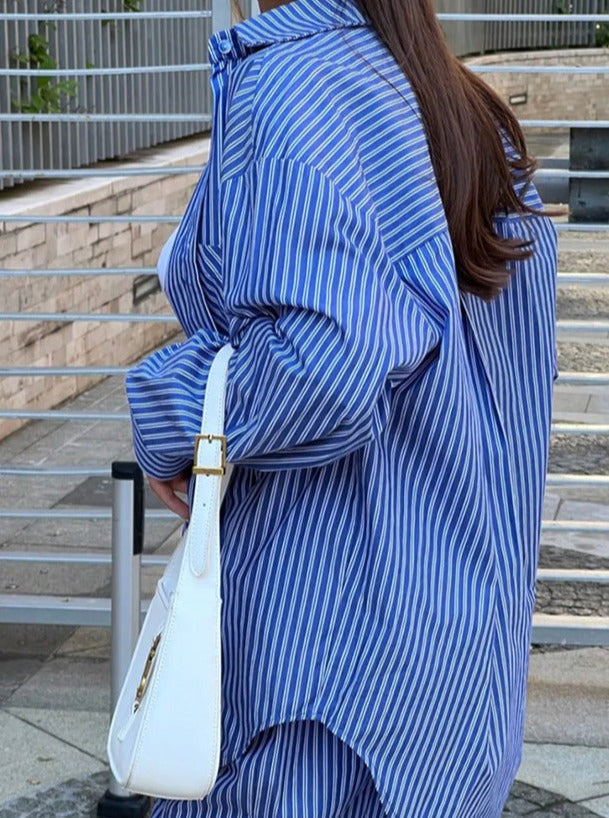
(208, 0), (370, 65)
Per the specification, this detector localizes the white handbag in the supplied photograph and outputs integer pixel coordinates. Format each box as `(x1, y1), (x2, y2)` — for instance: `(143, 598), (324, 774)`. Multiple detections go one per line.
(107, 343), (236, 800)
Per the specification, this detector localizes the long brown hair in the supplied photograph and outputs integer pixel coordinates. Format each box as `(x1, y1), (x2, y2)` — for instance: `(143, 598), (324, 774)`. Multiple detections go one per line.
(353, 0), (539, 300)
(232, 0), (539, 300)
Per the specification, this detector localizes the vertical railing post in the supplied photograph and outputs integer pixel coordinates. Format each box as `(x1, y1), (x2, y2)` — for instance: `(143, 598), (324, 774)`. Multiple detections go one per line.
(97, 462), (149, 818)
(246, 0), (261, 20)
(569, 127), (609, 225)
(212, 0), (232, 33)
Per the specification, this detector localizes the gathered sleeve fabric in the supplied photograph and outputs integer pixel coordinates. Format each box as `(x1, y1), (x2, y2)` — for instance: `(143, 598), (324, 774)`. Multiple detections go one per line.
(126, 157), (443, 479)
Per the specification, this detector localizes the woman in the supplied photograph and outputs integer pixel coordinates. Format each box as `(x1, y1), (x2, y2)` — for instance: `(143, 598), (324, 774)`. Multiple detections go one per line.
(125, 0), (558, 814)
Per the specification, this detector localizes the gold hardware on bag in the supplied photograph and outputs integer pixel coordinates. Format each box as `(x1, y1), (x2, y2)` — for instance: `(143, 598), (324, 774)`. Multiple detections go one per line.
(134, 633), (161, 713)
(192, 433), (227, 476)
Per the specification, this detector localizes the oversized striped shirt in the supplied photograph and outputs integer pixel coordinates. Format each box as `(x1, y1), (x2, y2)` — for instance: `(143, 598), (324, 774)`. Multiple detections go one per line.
(125, 0), (558, 814)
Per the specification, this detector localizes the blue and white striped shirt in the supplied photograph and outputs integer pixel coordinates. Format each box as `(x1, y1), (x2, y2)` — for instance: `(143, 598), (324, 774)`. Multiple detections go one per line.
(126, 0), (558, 814)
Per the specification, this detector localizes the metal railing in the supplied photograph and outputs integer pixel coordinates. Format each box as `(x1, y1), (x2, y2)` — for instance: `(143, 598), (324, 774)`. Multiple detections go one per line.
(0, 0), (608, 707)
(437, 1), (609, 57)
(0, 0), (214, 191)
(1, 3), (609, 190)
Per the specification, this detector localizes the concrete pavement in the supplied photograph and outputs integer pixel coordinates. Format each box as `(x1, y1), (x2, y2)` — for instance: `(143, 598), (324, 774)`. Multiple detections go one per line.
(1, 632), (608, 815)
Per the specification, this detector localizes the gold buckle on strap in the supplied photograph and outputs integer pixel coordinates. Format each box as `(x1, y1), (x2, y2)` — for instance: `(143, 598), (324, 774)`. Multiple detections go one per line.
(192, 433), (227, 476)
(134, 633), (161, 713)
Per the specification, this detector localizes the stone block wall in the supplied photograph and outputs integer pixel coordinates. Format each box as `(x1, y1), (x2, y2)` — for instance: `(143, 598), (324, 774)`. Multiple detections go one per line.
(466, 49), (609, 128)
(0, 137), (210, 442)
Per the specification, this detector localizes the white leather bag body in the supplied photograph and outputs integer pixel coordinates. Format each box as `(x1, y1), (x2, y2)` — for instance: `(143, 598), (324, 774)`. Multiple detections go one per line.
(107, 343), (235, 800)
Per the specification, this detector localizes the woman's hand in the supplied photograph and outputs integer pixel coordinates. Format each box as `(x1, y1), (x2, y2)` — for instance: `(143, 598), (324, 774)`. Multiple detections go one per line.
(148, 469), (191, 521)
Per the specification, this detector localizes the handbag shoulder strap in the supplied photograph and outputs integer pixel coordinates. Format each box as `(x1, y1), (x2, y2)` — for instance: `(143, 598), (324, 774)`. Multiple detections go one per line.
(187, 343), (235, 577)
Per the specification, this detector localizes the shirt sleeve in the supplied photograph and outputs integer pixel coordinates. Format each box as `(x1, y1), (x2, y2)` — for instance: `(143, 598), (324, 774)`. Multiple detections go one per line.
(126, 157), (443, 479)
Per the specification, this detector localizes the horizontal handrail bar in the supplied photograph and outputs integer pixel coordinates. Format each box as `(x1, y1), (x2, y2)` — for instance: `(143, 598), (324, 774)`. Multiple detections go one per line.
(0, 508), (174, 520)
(471, 66), (609, 75)
(1, 11), (607, 22)
(1, 409), (607, 435)
(0, 10), (212, 20)
(524, 223), (606, 232)
(0, 468), (604, 485)
(6, 63), (211, 77)
(437, 13), (609, 22)
(7, 64), (609, 78)
(0, 215), (180, 224)
(0, 596), (115, 627)
(0, 552), (170, 566)
(557, 373), (609, 386)
(0, 370), (606, 383)
(0, 366), (129, 376)
(0, 511), (605, 531)
(541, 521), (609, 533)
(0, 410), (130, 421)
(0, 313), (178, 323)
(2, 599), (608, 639)
(0, 114), (605, 128)
(5, 473), (546, 495)
(537, 569), (609, 584)
(0, 509), (102, 520)
(1, 216), (606, 231)
(557, 321), (609, 334)
(546, 474), (609, 487)
(538, 170), (609, 181)
(1, 555), (606, 585)
(521, 120), (609, 129)
(0, 268), (156, 277)
(558, 274), (609, 286)
(0, 114), (211, 123)
(1, 168), (604, 181)
(552, 424), (609, 436)
(0, 467), (111, 477)
(0, 170), (577, 182)
(0, 270), (606, 283)
(2, 316), (603, 329)
(0, 168), (202, 179)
